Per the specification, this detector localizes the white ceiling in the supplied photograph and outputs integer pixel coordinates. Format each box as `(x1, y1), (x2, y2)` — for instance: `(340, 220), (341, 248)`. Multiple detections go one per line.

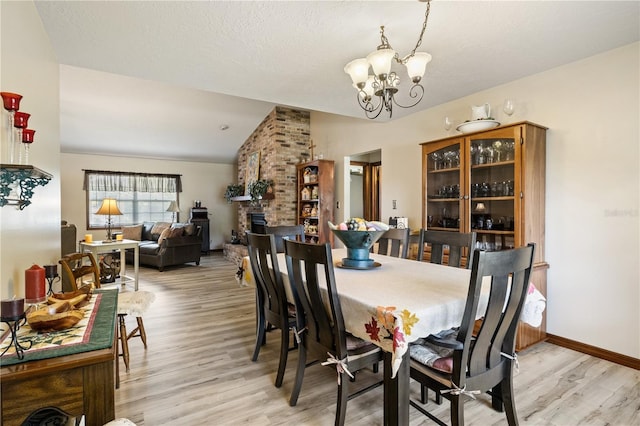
(34, 1), (639, 164)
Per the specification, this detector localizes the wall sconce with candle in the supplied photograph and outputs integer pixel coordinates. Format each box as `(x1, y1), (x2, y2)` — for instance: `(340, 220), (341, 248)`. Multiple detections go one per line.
(1, 91), (51, 210)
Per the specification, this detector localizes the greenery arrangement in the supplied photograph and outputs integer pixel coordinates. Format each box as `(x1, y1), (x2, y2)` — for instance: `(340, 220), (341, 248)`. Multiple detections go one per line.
(248, 179), (273, 205)
(224, 184), (244, 203)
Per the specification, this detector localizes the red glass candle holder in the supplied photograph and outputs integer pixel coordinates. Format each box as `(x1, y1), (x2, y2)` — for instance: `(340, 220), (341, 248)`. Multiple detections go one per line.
(14, 111), (30, 129)
(22, 129), (35, 143)
(0, 92), (22, 111)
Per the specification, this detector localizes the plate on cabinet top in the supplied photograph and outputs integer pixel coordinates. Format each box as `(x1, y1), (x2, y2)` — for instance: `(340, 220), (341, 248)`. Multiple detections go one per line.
(456, 120), (500, 134)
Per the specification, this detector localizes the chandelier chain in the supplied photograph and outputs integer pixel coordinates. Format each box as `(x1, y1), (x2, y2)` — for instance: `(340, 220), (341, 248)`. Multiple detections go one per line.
(408, 0), (431, 59)
(384, 0), (431, 64)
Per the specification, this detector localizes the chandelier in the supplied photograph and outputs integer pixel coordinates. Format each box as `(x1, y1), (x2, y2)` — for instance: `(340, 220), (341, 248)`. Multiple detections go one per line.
(344, 0), (433, 119)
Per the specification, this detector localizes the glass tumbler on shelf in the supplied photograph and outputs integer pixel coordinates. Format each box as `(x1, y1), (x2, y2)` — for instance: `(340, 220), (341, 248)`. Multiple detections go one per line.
(430, 152), (442, 170)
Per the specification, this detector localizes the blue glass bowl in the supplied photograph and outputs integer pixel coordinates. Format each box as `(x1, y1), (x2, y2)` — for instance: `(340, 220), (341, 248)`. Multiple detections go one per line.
(331, 229), (386, 268)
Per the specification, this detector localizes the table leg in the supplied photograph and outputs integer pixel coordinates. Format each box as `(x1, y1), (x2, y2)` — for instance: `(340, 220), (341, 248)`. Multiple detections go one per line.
(119, 247), (127, 289)
(384, 350), (410, 426)
(133, 246), (139, 291)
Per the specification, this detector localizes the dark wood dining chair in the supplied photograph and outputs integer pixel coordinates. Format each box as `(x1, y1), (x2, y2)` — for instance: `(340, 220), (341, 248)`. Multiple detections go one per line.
(247, 232), (297, 388)
(409, 243), (535, 426)
(417, 229), (477, 268)
(374, 227), (410, 258)
(284, 239), (383, 426)
(265, 224), (305, 253)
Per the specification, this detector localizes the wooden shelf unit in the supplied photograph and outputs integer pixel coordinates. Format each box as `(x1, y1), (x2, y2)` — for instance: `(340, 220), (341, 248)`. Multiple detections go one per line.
(296, 160), (334, 246)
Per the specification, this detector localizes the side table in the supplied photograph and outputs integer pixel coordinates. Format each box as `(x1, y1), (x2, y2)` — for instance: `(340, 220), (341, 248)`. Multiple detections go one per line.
(79, 239), (139, 291)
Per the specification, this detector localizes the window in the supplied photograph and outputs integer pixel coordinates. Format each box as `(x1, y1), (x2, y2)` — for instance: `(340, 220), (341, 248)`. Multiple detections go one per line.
(84, 170), (182, 229)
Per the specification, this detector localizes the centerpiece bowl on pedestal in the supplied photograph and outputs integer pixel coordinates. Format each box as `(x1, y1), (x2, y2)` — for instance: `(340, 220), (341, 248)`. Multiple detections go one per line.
(330, 219), (389, 269)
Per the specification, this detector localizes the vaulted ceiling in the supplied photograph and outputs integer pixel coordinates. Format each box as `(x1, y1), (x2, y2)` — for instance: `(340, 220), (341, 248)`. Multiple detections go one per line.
(34, 1), (639, 163)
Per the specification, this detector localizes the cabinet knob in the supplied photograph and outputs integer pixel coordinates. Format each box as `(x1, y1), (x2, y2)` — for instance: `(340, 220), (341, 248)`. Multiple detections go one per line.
(463, 195), (469, 200)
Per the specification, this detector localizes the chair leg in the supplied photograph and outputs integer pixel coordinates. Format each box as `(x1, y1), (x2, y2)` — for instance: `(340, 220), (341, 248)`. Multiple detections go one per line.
(289, 344), (307, 406)
(252, 311), (266, 362)
(118, 314), (130, 372)
(274, 326), (289, 388)
(420, 384), (428, 404)
(492, 382), (505, 412)
(335, 374), (349, 426)
(450, 394), (464, 426)
(501, 379), (518, 426)
(135, 317), (147, 348)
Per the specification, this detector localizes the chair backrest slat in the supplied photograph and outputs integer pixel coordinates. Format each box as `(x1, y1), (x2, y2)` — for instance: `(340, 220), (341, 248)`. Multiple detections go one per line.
(375, 228), (410, 259)
(418, 229), (477, 268)
(265, 225), (305, 253)
(284, 240), (347, 359)
(455, 244), (535, 384)
(247, 232), (289, 327)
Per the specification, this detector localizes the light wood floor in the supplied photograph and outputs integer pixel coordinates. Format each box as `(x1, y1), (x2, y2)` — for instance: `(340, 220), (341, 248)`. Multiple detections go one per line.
(114, 253), (639, 425)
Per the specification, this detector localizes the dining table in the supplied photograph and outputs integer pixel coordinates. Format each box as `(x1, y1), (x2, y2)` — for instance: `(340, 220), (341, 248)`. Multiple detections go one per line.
(241, 247), (488, 426)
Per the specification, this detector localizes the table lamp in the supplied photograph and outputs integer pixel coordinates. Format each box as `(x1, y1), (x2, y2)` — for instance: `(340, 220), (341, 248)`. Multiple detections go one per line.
(166, 200), (181, 223)
(95, 198), (123, 242)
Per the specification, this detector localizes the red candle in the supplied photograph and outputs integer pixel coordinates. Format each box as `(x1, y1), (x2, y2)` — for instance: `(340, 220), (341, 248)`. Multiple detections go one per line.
(25, 264), (46, 304)
(1, 298), (25, 318)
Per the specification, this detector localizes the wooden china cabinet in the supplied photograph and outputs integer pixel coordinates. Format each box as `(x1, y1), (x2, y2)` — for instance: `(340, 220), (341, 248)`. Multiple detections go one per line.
(421, 121), (548, 350)
(297, 159), (334, 246)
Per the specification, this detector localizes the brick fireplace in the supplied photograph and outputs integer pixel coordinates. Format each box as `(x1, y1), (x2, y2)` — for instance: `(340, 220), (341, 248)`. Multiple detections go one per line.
(224, 106), (312, 263)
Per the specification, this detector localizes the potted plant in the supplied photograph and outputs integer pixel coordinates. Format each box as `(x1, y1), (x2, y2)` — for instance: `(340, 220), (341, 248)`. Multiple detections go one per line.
(248, 179), (273, 205)
(224, 184), (244, 203)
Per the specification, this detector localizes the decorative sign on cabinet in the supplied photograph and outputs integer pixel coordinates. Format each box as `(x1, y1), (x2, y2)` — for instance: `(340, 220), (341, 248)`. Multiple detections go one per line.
(421, 121), (548, 350)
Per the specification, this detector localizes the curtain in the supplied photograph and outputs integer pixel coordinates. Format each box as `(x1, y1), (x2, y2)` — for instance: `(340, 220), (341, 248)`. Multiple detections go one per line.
(83, 170), (182, 193)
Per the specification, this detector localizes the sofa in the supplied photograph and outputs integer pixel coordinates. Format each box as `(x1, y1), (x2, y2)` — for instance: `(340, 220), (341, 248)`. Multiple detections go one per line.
(122, 221), (202, 271)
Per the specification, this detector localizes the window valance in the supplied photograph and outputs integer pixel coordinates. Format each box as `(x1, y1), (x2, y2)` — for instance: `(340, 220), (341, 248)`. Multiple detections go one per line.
(83, 170), (182, 193)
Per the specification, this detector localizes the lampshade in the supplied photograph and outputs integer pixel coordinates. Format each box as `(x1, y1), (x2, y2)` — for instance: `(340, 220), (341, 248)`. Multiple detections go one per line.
(166, 201), (181, 213)
(474, 202), (486, 213)
(367, 48), (396, 78)
(344, 58), (370, 87)
(405, 52), (432, 83)
(95, 198), (123, 216)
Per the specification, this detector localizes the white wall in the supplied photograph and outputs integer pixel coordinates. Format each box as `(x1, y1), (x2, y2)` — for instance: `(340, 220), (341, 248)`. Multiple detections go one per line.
(312, 42), (639, 358)
(60, 153), (236, 251)
(1, 2), (61, 300)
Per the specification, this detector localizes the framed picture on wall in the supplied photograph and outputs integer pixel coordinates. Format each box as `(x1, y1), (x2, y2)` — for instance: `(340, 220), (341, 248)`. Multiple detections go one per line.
(245, 151), (260, 193)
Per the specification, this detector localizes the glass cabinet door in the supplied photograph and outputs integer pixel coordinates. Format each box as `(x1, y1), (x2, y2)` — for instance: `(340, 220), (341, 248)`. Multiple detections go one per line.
(424, 139), (465, 232)
(468, 127), (520, 251)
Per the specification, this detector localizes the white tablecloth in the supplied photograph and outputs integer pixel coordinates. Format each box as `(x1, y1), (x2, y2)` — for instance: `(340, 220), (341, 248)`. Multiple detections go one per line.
(241, 248), (488, 377)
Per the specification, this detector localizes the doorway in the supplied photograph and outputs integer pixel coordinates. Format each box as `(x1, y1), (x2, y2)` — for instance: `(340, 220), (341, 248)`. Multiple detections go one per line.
(349, 150), (381, 221)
